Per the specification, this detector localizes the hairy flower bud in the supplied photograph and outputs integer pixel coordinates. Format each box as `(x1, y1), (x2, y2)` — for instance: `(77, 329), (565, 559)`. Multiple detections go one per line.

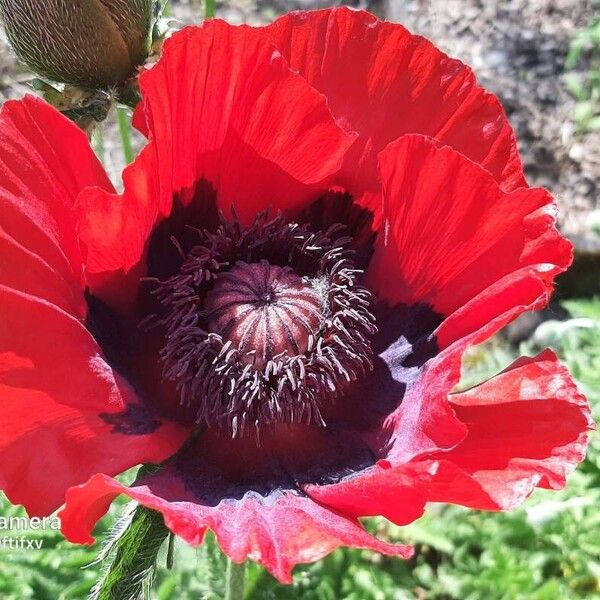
(0, 0), (155, 88)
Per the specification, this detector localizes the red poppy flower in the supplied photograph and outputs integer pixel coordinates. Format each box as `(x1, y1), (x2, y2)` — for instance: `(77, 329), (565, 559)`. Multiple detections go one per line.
(0, 7), (593, 583)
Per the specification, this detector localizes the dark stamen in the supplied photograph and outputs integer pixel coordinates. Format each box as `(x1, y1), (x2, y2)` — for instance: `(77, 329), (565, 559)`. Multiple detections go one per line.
(142, 210), (376, 437)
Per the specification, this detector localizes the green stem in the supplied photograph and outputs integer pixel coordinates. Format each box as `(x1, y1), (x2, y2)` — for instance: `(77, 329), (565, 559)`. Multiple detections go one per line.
(224, 559), (246, 600)
(117, 106), (135, 164)
(92, 123), (106, 166)
(92, 507), (169, 600)
(205, 0), (216, 19)
(166, 532), (175, 569)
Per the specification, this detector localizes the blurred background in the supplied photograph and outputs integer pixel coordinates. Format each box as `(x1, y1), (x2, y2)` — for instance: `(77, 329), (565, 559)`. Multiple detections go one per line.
(0, 1), (599, 598)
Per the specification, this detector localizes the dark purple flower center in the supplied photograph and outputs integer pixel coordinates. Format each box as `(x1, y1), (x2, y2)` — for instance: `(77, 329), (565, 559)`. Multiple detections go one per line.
(144, 211), (376, 437)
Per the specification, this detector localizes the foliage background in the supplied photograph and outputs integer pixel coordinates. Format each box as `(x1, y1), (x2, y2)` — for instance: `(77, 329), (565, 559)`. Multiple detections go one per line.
(0, 1), (599, 599)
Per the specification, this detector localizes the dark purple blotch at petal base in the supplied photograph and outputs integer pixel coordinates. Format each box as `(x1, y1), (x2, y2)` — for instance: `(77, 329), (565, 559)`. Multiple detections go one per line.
(100, 404), (162, 436)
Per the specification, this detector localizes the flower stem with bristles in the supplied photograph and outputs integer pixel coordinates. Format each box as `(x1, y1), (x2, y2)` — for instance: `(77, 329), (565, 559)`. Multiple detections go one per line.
(91, 505), (169, 600)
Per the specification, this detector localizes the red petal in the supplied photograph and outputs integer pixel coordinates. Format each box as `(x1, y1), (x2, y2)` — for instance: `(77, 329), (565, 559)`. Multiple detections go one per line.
(60, 469), (412, 584)
(435, 269), (552, 349)
(0, 287), (187, 515)
(306, 352), (592, 523)
(80, 20), (355, 302)
(361, 276), (561, 470)
(365, 135), (569, 464)
(0, 96), (113, 202)
(0, 97), (187, 515)
(131, 101), (148, 137)
(265, 7), (525, 218)
(305, 461), (432, 526)
(427, 351), (593, 509)
(0, 96), (113, 315)
(367, 135), (571, 323)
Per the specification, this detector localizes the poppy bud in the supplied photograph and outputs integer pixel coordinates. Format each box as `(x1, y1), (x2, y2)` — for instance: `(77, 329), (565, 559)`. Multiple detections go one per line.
(0, 0), (155, 88)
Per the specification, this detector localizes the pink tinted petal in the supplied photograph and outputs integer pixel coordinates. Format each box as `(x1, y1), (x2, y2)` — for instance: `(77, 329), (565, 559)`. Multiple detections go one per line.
(376, 276), (550, 465)
(61, 468), (412, 583)
(306, 352), (591, 523)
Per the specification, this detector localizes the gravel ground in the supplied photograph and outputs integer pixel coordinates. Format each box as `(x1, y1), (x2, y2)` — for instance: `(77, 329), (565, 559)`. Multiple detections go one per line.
(0, 0), (598, 244)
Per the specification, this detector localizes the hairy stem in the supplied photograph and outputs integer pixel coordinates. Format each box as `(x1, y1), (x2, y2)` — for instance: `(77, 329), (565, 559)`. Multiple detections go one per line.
(91, 506), (169, 600)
